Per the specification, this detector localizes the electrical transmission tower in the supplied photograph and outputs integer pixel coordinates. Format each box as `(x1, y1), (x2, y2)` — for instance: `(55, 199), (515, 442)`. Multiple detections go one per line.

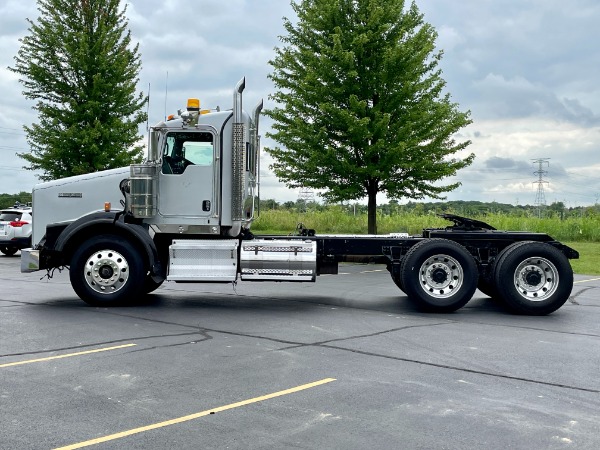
(532, 158), (550, 218)
(297, 187), (315, 212)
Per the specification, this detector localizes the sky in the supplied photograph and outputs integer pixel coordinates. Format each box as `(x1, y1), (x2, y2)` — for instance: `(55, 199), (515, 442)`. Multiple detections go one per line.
(1, 0), (599, 208)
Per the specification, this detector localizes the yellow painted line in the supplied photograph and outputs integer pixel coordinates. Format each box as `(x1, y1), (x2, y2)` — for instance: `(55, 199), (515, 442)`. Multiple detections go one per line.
(361, 269), (384, 273)
(0, 344), (136, 368)
(575, 277), (600, 284)
(54, 378), (337, 450)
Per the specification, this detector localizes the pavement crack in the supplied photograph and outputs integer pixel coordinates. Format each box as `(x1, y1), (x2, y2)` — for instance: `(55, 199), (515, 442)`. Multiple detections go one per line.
(316, 344), (600, 394)
(95, 310), (302, 346)
(125, 330), (213, 353)
(569, 286), (597, 305)
(279, 322), (451, 350)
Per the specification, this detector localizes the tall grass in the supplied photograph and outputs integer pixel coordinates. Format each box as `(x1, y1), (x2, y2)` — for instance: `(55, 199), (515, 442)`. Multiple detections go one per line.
(252, 208), (600, 242)
(252, 209), (600, 274)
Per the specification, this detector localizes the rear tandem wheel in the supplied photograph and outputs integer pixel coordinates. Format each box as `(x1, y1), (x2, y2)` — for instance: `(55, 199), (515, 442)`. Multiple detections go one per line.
(399, 239), (478, 313)
(492, 241), (573, 315)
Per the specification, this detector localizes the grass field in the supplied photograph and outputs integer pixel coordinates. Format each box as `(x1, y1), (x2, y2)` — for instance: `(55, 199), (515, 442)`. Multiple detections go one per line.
(252, 209), (599, 275)
(565, 242), (600, 276)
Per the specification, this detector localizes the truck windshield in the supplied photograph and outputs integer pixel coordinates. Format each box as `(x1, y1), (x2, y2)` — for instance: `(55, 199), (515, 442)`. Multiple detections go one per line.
(162, 132), (214, 174)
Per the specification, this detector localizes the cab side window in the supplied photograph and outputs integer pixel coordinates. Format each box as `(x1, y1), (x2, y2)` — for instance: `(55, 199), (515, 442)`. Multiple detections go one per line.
(162, 132), (214, 174)
(183, 142), (213, 166)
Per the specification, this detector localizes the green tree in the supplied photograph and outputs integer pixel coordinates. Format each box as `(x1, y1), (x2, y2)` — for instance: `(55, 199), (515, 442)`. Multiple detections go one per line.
(9, 0), (146, 181)
(0, 192), (33, 209)
(266, 0), (473, 233)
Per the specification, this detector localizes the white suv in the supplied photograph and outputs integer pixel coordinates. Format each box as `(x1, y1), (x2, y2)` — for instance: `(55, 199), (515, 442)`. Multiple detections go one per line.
(0, 203), (33, 256)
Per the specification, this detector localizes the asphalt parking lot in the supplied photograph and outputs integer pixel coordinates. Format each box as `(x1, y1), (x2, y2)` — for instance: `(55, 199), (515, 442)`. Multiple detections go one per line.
(1, 253), (599, 450)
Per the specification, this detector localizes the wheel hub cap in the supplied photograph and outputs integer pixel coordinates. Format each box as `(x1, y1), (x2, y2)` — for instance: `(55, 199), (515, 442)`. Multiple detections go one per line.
(524, 268), (542, 286)
(99, 265), (114, 279)
(431, 268), (448, 284)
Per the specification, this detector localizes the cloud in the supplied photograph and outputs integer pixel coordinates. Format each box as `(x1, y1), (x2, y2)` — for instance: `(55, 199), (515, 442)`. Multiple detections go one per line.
(472, 73), (600, 125)
(422, 0), (600, 124)
(484, 156), (531, 172)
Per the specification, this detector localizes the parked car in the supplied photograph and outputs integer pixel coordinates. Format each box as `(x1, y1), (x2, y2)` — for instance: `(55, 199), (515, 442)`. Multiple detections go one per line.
(0, 203), (33, 256)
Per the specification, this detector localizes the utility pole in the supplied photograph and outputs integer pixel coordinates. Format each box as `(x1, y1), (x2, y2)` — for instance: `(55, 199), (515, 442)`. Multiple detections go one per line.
(532, 158), (550, 218)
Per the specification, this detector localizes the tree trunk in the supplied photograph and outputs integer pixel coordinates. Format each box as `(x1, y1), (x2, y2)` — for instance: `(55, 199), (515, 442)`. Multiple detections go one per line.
(367, 181), (378, 234)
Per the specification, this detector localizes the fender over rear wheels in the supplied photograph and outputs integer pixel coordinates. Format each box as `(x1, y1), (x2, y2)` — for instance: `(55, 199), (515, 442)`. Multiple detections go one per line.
(400, 239), (478, 313)
(493, 241), (573, 315)
(70, 234), (146, 306)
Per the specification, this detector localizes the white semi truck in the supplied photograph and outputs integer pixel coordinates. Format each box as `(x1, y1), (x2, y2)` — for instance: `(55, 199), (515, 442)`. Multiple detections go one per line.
(21, 78), (579, 315)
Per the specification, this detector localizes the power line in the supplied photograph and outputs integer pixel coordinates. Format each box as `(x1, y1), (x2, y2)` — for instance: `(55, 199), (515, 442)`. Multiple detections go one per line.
(0, 147), (27, 151)
(0, 167), (33, 172)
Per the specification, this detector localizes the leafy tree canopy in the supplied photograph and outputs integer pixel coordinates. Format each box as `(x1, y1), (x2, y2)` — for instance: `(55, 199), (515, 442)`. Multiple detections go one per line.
(10, 0), (147, 181)
(266, 0), (474, 233)
(0, 192), (33, 209)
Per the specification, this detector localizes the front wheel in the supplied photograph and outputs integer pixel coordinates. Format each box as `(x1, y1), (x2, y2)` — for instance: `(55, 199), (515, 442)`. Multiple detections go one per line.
(143, 276), (164, 294)
(400, 239), (478, 313)
(70, 235), (146, 306)
(493, 241), (573, 315)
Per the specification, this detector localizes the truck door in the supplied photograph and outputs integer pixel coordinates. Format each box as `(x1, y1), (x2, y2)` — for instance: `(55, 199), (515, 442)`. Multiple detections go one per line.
(158, 130), (217, 218)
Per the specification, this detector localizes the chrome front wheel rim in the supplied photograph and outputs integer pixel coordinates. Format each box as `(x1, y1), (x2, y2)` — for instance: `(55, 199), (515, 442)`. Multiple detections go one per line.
(83, 249), (129, 295)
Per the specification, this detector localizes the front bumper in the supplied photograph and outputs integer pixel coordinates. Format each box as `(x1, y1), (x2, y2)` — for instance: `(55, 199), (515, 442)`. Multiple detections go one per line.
(21, 248), (40, 273)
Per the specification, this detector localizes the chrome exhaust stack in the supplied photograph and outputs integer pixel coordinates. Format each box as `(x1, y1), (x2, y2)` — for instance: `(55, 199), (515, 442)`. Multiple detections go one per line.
(234, 77), (245, 123)
(232, 77), (246, 222)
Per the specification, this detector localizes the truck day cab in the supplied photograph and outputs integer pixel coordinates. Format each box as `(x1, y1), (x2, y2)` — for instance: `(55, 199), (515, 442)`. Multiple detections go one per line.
(21, 78), (579, 315)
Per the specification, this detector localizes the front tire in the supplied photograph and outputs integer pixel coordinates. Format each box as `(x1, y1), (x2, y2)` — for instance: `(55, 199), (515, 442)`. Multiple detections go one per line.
(400, 239), (478, 313)
(493, 241), (573, 315)
(143, 276), (164, 294)
(70, 235), (146, 306)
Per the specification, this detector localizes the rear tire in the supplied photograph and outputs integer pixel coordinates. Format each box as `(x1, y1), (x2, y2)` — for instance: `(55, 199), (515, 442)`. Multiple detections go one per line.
(388, 264), (405, 292)
(70, 235), (146, 306)
(400, 239), (478, 313)
(493, 241), (573, 315)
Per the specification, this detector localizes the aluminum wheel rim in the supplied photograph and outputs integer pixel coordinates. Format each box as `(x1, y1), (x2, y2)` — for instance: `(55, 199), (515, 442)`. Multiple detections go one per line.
(419, 253), (464, 299)
(513, 256), (559, 302)
(83, 249), (129, 294)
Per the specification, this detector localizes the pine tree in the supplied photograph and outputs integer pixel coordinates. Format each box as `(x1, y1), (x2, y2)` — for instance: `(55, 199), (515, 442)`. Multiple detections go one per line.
(266, 0), (474, 233)
(10, 0), (147, 181)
